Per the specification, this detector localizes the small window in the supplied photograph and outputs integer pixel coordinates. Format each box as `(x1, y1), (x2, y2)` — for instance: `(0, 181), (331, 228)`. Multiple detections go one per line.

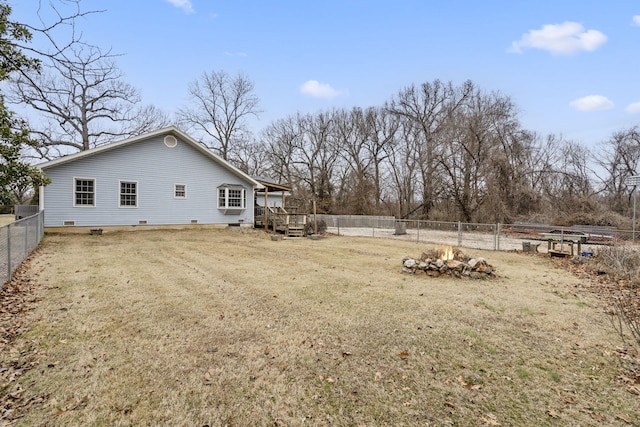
(119, 181), (137, 207)
(175, 184), (186, 198)
(218, 186), (246, 209)
(74, 178), (95, 207)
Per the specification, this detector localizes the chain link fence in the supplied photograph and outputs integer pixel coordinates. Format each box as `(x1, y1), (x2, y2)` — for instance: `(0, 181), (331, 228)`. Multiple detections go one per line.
(317, 215), (507, 250)
(316, 215), (631, 252)
(1, 211), (45, 287)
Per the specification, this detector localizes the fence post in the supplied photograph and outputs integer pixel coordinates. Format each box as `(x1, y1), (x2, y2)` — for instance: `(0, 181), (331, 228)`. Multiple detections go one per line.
(493, 223), (497, 250)
(496, 223), (501, 251)
(337, 217), (340, 236)
(24, 219), (29, 258)
(6, 223), (11, 283)
(457, 221), (462, 247)
(417, 220), (420, 243)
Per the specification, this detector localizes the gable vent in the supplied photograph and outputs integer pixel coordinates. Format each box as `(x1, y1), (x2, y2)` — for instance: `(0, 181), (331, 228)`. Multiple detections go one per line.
(164, 135), (177, 148)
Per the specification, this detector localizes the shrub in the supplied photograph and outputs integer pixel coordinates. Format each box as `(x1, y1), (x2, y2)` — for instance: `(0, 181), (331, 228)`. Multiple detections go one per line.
(595, 246), (640, 347)
(305, 218), (326, 235)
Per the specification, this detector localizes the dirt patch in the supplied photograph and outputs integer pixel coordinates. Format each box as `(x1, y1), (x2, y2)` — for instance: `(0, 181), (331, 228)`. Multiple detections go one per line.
(1, 229), (639, 426)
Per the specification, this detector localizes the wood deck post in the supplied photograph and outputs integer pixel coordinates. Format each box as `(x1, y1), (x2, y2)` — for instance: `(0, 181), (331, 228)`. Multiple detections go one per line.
(313, 199), (317, 234)
(273, 202), (277, 233)
(263, 187), (269, 227)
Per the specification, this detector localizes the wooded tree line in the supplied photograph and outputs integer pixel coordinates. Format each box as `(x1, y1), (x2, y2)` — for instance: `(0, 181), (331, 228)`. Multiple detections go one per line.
(249, 81), (638, 227)
(2, 1), (640, 227)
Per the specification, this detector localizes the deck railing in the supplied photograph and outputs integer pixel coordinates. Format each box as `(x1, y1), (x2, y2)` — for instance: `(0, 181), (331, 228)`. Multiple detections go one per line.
(256, 206), (307, 233)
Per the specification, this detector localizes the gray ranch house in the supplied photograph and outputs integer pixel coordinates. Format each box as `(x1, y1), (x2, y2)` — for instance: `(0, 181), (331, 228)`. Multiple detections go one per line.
(37, 127), (263, 231)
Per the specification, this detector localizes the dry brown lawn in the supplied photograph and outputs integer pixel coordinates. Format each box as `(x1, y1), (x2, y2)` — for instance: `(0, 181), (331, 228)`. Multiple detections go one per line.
(4, 228), (639, 426)
(0, 214), (15, 226)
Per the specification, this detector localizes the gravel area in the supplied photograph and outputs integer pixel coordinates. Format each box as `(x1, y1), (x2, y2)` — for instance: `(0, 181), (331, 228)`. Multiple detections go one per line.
(327, 226), (597, 254)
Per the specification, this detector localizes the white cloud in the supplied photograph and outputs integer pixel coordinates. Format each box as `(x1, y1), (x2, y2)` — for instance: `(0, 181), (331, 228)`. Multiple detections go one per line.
(626, 102), (640, 113)
(165, 0), (194, 14)
(570, 95), (614, 111)
(299, 80), (342, 99)
(509, 21), (607, 55)
(633, 15), (640, 26)
(224, 51), (247, 57)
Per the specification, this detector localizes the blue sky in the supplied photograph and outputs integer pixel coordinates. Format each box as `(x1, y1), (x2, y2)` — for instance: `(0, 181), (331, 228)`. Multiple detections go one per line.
(10, 0), (640, 149)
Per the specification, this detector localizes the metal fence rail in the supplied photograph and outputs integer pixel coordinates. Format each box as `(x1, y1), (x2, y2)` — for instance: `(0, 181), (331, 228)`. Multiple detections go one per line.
(319, 216), (504, 251)
(1, 211), (45, 287)
(317, 214), (638, 251)
(316, 214), (396, 230)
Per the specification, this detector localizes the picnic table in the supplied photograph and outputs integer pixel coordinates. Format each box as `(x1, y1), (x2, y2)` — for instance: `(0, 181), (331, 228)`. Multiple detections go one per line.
(541, 233), (583, 256)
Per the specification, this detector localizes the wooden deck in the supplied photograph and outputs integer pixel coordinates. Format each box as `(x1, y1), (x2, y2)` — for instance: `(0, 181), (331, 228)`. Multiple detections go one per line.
(255, 206), (307, 237)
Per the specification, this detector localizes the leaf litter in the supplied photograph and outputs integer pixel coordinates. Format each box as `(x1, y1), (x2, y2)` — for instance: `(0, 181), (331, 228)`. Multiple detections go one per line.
(0, 250), (48, 424)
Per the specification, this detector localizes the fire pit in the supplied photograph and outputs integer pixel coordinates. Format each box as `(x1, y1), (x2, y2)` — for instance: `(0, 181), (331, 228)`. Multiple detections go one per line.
(402, 246), (495, 279)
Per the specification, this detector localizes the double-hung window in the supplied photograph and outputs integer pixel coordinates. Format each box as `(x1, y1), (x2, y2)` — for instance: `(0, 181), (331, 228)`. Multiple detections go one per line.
(74, 178), (95, 207)
(119, 181), (138, 207)
(174, 184), (186, 199)
(218, 185), (246, 209)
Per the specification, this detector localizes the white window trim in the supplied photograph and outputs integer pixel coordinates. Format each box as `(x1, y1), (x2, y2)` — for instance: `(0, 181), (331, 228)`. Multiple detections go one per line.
(164, 135), (178, 148)
(118, 180), (139, 208)
(217, 185), (246, 210)
(73, 177), (96, 208)
(174, 183), (187, 199)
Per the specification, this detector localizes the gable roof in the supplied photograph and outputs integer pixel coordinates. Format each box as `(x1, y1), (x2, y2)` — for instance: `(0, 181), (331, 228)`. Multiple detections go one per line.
(252, 175), (292, 193)
(37, 126), (263, 188)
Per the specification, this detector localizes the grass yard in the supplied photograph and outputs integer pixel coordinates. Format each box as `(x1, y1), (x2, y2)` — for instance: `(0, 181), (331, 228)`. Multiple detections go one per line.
(0, 214), (15, 226)
(3, 228), (639, 426)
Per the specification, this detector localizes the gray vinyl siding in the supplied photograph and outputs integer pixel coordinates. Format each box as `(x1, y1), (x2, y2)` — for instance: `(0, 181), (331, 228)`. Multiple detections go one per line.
(42, 135), (255, 227)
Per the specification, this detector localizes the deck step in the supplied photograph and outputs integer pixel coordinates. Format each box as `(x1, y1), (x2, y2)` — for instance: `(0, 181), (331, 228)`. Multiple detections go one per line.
(287, 227), (305, 237)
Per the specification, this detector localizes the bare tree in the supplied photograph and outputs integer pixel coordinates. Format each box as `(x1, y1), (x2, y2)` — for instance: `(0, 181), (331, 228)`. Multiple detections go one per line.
(387, 79), (474, 218)
(178, 70), (261, 160)
(333, 107), (376, 214)
(295, 111), (339, 212)
(9, 0), (101, 69)
(229, 136), (270, 177)
(262, 111), (340, 212)
(10, 46), (167, 157)
(121, 104), (172, 137)
(484, 128), (540, 222)
(437, 88), (522, 222)
(1, 0), (97, 202)
(383, 118), (421, 217)
(262, 115), (301, 186)
(598, 127), (640, 215)
(366, 106), (398, 213)
(8, 2), (169, 158)
(331, 106), (399, 215)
